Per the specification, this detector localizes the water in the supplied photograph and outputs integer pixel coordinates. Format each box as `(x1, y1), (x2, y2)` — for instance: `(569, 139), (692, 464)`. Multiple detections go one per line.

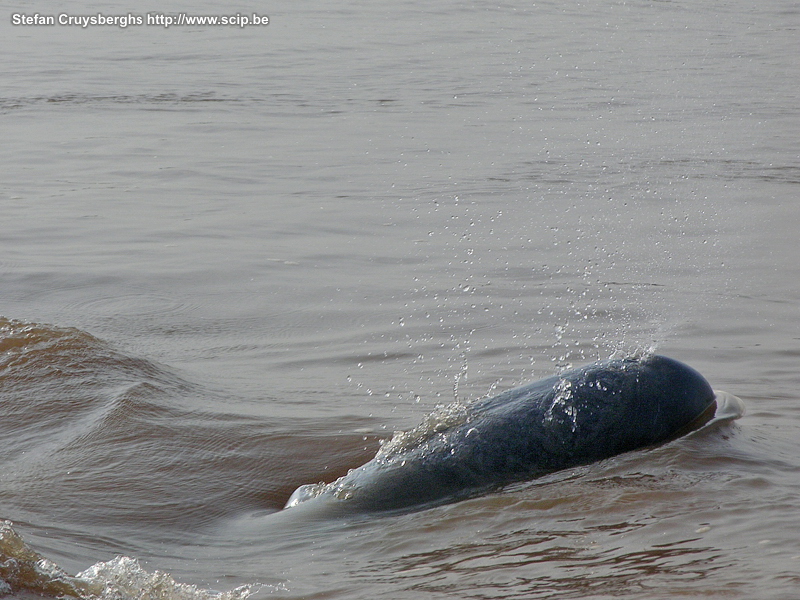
(1, 0), (798, 597)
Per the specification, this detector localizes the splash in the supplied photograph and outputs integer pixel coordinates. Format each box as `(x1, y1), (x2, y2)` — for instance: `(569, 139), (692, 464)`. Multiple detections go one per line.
(285, 400), (473, 508)
(0, 521), (258, 600)
(711, 391), (746, 422)
(543, 378), (578, 432)
(375, 401), (471, 462)
(76, 556), (258, 600)
(0, 520), (87, 598)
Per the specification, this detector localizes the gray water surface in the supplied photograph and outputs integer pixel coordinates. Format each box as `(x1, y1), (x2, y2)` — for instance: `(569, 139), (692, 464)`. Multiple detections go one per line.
(1, 1), (799, 598)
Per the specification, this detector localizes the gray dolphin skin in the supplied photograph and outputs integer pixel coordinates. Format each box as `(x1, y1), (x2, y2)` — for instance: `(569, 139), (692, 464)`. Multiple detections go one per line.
(286, 355), (720, 514)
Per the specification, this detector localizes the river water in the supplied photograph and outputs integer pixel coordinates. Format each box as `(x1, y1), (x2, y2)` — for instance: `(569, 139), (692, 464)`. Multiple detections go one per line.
(1, 0), (798, 598)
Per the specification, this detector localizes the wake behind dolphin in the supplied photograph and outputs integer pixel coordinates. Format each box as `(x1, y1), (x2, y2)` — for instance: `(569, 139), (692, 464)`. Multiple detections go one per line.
(285, 354), (744, 514)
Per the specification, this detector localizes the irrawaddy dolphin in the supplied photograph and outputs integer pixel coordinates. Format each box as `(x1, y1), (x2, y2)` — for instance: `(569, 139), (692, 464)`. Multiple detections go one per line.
(284, 354), (743, 514)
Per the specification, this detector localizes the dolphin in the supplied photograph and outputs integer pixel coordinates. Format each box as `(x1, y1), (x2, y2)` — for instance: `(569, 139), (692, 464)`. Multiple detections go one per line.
(284, 354), (743, 514)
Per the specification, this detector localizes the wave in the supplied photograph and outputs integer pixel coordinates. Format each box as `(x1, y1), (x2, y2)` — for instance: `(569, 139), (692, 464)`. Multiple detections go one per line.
(0, 520), (257, 600)
(0, 317), (381, 596)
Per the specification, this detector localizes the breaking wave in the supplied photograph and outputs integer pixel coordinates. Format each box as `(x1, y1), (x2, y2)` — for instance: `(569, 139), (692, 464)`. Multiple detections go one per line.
(0, 520), (259, 600)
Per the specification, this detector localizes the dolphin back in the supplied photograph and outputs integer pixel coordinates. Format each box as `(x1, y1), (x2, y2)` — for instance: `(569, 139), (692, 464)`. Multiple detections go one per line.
(285, 354), (717, 513)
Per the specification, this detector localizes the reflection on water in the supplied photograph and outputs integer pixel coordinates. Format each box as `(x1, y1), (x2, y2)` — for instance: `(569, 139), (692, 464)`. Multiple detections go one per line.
(372, 523), (725, 599)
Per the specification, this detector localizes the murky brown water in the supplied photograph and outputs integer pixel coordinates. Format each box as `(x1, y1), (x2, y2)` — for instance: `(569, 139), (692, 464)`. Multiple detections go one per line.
(2, 0), (799, 598)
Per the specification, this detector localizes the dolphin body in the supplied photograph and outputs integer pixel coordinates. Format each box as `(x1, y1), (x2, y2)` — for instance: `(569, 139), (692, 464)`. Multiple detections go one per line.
(285, 355), (725, 514)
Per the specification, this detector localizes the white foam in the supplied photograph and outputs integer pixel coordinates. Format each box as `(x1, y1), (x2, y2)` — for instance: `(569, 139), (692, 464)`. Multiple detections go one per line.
(1, 520), (260, 600)
(712, 390), (746, 421)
